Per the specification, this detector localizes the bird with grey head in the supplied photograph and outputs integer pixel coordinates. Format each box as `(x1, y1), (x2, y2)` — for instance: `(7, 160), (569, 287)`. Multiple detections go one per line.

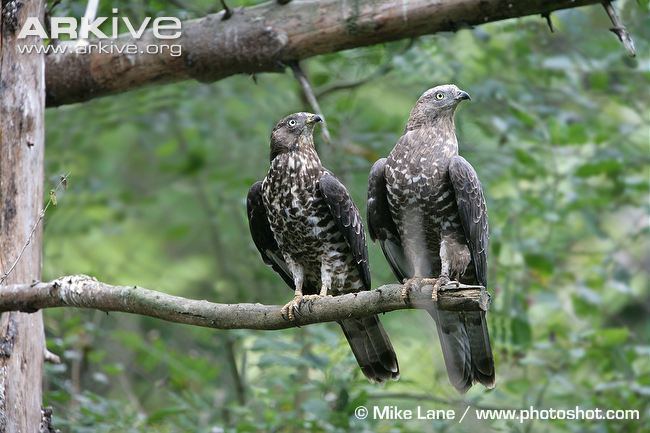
(406, 84), (471, 130)
(367, 84), (495, 392)
(269, 112), (322, 162)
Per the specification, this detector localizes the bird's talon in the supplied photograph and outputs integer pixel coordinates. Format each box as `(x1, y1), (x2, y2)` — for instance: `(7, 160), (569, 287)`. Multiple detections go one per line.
(420, 278), (438, 287)
(280, 295), (304, 321)
(432, 276), (451, 300)
(402, 277), (439, 301)
(400, 286), (410, 302)
(401, 278), (418, 302)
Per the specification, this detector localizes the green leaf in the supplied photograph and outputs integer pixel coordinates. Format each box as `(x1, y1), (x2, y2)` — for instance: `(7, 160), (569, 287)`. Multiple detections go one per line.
(146, 407), (187, 424)
(524, 253), (554, 275)
(511, 315), (532, 349)
(595, 328), (630, 347)
(575, 160), (623, 177)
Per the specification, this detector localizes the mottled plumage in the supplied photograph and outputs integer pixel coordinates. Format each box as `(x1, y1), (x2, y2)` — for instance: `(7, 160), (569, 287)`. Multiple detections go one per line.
(368, 85), (495, 392)
(247, 112), (399, 383)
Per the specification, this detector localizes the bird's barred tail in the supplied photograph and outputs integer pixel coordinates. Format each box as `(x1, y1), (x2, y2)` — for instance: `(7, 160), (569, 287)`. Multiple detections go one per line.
(339, 316), (400, 383)
(428, 308), (495, 393)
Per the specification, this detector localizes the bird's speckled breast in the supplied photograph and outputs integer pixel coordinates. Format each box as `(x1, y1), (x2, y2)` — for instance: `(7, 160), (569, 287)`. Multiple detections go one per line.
(261, 150), (362, 294)
(262, 151), (325, 259)
(384, 127), (463, 275)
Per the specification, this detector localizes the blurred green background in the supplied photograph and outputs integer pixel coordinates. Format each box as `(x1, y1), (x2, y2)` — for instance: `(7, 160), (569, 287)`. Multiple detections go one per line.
(42, 0), (649, 432)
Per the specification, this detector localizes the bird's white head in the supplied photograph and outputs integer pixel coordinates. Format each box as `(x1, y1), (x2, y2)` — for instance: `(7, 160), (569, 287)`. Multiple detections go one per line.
(418, 84), (471, 108)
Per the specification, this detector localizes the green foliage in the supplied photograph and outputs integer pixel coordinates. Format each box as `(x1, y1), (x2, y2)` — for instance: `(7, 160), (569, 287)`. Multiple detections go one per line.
(42, 1), (649, 431)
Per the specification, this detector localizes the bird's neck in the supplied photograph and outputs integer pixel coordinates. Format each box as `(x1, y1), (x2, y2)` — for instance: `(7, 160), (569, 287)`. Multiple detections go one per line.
(401, 115), (459, 157)
(294, 136), (322, 169)
(269, 138), (322, 179)
(406, 112), (455, 132)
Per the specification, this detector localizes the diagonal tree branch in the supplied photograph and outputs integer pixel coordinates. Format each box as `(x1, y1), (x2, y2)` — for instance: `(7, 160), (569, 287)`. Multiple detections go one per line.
(602, 0), (636, 57)
(45, 0), (606, 107)
(290, 61), (332, 146)
(0, 275), (490, 330)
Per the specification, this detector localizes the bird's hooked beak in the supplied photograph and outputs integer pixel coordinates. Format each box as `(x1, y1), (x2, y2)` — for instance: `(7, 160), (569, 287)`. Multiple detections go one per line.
(455, 90), (471, 101)
(306, 114), (323, 124)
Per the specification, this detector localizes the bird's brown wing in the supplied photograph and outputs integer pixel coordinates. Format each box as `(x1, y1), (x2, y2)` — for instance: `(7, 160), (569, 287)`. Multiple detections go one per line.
(367, 158), (410, 282)
(318, 172), (371, 290)
(448, 156), (488, 288)
(319, 171), (399, 382)
(339, 315), (399, 383)
(444, 155), (494, 390)
(246, 181), (295, 289)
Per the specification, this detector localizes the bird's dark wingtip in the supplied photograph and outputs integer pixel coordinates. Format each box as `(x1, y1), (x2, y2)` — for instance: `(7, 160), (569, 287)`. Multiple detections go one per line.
(476, 375), (496, 390)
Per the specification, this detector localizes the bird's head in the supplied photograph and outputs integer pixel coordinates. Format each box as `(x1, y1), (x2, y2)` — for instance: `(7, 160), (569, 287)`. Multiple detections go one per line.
(270, 112), (322, 161)
(407, 84), (470, 129)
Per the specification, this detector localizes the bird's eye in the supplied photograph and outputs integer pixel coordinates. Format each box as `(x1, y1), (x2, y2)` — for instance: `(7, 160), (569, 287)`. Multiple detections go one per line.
(288, 119), (297, 127)
(435, 93), (445, 100)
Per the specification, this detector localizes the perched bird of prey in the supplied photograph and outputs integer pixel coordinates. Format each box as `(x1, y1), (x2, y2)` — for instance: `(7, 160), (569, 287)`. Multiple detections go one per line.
(367, 85), (495, 392)
(247, 112), (399, 383)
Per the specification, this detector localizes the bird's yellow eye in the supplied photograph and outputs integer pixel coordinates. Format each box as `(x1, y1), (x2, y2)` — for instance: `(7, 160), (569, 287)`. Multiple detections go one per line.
(435, 93), (445, 100)
(288, 119), (297, 127)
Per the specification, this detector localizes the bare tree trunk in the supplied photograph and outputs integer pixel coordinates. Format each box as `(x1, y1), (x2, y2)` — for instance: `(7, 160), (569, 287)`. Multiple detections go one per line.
(0, 0), (46, 431)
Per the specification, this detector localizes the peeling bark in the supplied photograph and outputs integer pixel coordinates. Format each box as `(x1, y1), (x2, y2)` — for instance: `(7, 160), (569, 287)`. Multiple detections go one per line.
(0, 0), (46, 431)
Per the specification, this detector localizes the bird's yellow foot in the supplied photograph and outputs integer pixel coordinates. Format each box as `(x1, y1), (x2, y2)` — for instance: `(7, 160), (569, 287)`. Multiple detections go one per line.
(432, 276), (455, 301)
(281, 294), (304, 321)
(401, 278), (415, 302)
(401, 277), (438, 302)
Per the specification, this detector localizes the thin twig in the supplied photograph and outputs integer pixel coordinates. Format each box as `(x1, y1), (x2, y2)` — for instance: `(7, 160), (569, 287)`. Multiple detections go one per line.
(220, 0), (233, 20)
(602, 1), (636, 57)
(0, 173), (70, 286)
(315, 39), (415, 99)
(289, 61), (332, 145)
(316, 64), (393, 99)
(44, 348), (61, 364)
(541, 12), (554, 33)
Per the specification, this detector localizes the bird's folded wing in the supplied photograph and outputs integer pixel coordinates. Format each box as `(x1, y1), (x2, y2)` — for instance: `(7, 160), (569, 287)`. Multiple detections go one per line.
(367, 158), (410, 282)
(319, 172), (371, 290)
(246, 181), (295, 289)
(448, 156), (489, 288)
